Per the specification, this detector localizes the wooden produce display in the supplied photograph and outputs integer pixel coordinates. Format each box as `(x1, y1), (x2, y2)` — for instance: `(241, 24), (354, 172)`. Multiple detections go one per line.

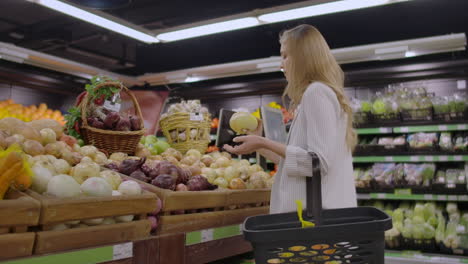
(142, 183), (270, 235)
(0, 189), (40, 260)
(27, 188), (158, 254)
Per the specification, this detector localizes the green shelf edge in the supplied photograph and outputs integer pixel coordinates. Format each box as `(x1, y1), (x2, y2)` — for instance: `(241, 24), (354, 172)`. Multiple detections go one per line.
(353, 155), (468, 163)
(356, 123), (468, 135)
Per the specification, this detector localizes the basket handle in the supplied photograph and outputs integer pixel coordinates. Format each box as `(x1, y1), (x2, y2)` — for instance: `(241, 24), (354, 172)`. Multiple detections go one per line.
(306, 152), (322, 226)
(80, 81), (144, 129)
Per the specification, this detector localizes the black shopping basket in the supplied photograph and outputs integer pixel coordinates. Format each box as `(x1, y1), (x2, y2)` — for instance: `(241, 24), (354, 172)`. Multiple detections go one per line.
(243, 153), (392, 264)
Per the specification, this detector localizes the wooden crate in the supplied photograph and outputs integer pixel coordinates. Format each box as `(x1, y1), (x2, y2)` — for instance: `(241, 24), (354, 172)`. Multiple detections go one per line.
(140, 183), (270, 234)
(0, 189), (40, 260)
(27, 185), (158, 254)
(35, 220), (150, 254)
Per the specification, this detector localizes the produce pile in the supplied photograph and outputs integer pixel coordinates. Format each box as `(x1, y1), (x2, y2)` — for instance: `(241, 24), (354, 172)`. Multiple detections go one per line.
(354, 163), (437, 189)
(136, 135), (171, 157)
(356, 132), (468, 153)
(65, 76), (143, 140)
(0, 116), (160, 231)
(367, 201), (468, 252)
(351, 85), (467, 122)
(109, 148), (274, 191)
(0, 99), (65, 125)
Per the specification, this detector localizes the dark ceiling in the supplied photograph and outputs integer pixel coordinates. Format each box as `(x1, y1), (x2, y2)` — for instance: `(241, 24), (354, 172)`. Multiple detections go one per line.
(0, 0), (467, 86)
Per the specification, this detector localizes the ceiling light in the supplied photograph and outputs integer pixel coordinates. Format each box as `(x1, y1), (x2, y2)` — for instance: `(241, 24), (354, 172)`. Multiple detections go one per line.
(405, 51), (417, 57)
(185, 76), (202, 83)
(157, 17), (259, 42)
(27, 0), (159, 43)
(259, 0), (409, 23)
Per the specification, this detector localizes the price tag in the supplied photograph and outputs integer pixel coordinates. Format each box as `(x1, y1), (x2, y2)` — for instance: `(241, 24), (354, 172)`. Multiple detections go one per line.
(395, 189), (411, 195)
(438, 125), (448, 131)
(385, 156), (394, 162)
(377, 193), (386, 199)
(458, 176), (466, 182)
(456, 225), (466, 233)
(103, 100), (121, 112)
(437, 195), (447, 201)
(424, 156), (434, 162)
(410, 156), (420, 162)
(379, 127), (391, 133)
(458, 195), (468, 201)
(424, 194), (434, 200)
(454, 156), (463, 161)
(448, 195), (458, 201)
(439, 156), (449, 162)
(447, 183), (456, 189)
(453, 249), (464, 255)
(400, 127), (409, 133)
(113, 242), (133, 260)
(190, 113), (204, 121)
(457, 124), (467, 130)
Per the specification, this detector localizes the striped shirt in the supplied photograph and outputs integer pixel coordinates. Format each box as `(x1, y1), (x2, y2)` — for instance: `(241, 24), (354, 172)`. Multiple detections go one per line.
(270, 82), (357, 214)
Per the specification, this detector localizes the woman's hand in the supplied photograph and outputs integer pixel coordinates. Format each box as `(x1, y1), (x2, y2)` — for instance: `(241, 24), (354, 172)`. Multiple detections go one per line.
(247, 118), (263, 136)
(223, 135), (265, 155)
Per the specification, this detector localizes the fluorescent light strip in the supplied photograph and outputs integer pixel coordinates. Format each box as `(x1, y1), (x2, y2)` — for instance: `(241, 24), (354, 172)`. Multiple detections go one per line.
(259, 0), (408, 23)
(157, 17), (259, 42)
(28, 0), (159, 43)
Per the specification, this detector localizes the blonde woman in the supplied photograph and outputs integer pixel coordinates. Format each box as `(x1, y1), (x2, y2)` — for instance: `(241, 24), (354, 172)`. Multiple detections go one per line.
(223, 24), (357, 213)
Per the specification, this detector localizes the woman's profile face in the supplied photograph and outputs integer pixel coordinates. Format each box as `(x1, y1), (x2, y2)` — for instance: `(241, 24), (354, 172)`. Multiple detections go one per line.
(280, 44), (290, 80)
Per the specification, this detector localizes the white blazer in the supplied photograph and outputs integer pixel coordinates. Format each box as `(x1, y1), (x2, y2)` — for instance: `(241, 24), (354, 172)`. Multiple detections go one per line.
(270, 82), (357, 214)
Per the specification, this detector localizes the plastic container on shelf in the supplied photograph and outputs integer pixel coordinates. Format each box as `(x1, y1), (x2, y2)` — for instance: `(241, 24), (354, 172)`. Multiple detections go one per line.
(243, 153), (392, 264)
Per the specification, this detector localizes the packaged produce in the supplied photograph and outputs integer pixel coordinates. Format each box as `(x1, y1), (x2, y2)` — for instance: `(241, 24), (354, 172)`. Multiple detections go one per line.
(453, 133), (468, 151)
(440, 132), (453, 151)
(372, 163), (395, 187)
(403, 163), (435, 186)
(407, 133), (438, 149)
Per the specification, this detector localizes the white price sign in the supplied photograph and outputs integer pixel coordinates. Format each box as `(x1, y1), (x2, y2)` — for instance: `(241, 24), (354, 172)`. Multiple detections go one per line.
(410, 156), (420, 162)
(424, 194), (434, 200)
(424, 156), (434, 161)
(448, 195), (457, 201)
(103, 100), (121, 112)
(379, 127), (391, 133)
(113, 242), (133, 260)
(190, 113), (204, 121)
(439, 156), (449, 162)
(457, 124), (467, 130)
(438, 125), (448, 131)
(385, 157), (394, 162)
(400, 127), (409, 133)
(454, 156), (463, 161)
(377, 193), (386, 199)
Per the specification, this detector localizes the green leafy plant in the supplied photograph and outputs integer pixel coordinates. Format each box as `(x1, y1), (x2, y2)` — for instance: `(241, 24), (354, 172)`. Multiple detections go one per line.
(64, 106), (82, 140)
(85, 75), (120, 103)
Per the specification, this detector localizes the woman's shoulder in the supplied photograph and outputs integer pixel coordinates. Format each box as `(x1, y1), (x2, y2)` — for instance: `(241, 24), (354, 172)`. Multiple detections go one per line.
(303, 81), (338, 102)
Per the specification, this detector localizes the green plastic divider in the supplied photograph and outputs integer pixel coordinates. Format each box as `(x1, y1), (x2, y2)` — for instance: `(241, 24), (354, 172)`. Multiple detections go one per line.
(1, 246), (113, 264)
(356, 127), (392, 135)
(213, 225), (241, 240)
(186, 231), (202, 246)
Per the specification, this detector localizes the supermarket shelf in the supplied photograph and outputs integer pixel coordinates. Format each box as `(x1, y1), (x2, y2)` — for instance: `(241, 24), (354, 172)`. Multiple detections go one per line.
(393, 123), (468, 133)
(356, 123), (468, 135)
(353, 155), (468, 163)
(385, 250), (468, 264)
(357, 193), (468, 202)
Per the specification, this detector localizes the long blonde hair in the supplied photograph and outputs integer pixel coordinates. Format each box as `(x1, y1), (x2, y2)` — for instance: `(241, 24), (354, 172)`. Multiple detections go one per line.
(280, 24), (357, 150)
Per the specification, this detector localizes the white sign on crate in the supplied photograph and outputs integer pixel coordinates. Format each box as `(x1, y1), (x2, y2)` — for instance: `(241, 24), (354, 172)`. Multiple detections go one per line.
(113, 242), (133, 260)
(190, 113), (204, 121)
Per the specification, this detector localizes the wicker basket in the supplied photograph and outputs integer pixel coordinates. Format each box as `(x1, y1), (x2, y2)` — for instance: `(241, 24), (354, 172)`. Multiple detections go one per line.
(159, 112), (211, 154)
(80, 81), (145, 154)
